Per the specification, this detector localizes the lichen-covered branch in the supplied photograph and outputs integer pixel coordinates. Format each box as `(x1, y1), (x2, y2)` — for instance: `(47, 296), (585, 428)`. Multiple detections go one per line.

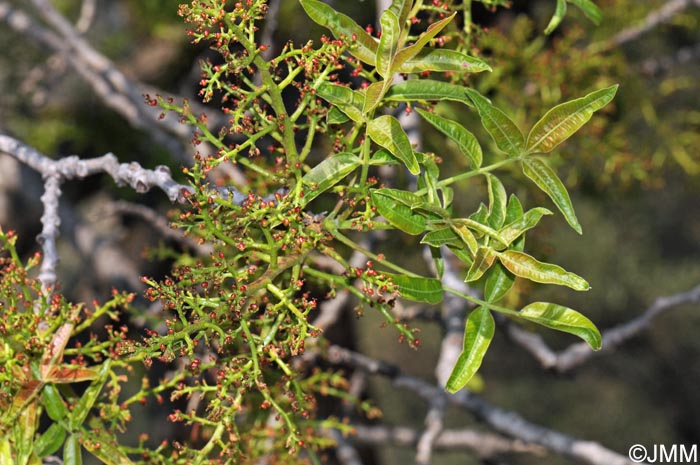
(0, 134), (190, 291)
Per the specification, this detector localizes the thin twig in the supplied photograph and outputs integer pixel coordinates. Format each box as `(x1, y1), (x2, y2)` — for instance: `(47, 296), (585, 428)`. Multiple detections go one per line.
(325, 345), (637, 465)
(595, 0), (700, 51)
(352, 424), (545, 458)
(107, 201), (213, 257)
(0, 134), (190, 292)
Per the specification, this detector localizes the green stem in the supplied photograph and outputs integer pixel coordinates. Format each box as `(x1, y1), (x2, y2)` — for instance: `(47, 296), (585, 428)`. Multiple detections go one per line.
(443, 287), (519, 317)
(328, 229), (420, 278)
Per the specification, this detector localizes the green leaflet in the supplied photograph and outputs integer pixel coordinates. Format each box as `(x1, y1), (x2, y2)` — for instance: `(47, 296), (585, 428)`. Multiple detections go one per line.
(371, 189), (426, 235)
(545, 0), (567, 35)
(394, 13), (455, 70)
(421, 227), (464, 248)
(69, 360), (111, 430)
(302, 152), (360, 203)
(568, 0), (602, 24)
(411, 202), (449, 219)
(317, 82), (364, 122)
(469, 203), (489, 226)
(484, 262), (514, 303)
(388, 0), (412, 29)
(464, 88), (524, 157)
(377, 10), (400, 78)
(326, 106), (350, 125)
(42, 384), (69, 422)
(450, 223), (478, 255)
(363, 81), (386, 113)
(385, 273), (443, 304)
(14, 401), (37, 465)
(486, 174), (507, 229)
(498, 207), (553, 246)
(396, 49), (491, 74)
(522, 158), (582, 234)
(384, 79), (473, 104)
(369, 149), (401, 166)
(465, 247), (497, 282)
(82, 433), (136, 465)
(415, 108), (482, 168)
(34, 423), (66, 458)
(453, 218), (507, 247)
(299, 0), (378, 65)
(483, 195), (525, 302)
(527, 85), (618, 154)
(367, 115), (420, 174)
(445, 307), (495, 393)
(519, 302), (602, 350)
(497, 250), (590, 291)
(371, 187), (421, 206)
(64, 434), (82, 465)
(504, 194), (524, 223)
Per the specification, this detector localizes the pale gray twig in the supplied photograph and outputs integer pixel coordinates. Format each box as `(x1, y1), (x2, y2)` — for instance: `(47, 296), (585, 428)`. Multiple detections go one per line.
(352, 424), (545, 458)
(325, 345), (637, 465)
(0, 134), (190, 292)
(596, 0), (700, 51)
(107, 201), (213, 257)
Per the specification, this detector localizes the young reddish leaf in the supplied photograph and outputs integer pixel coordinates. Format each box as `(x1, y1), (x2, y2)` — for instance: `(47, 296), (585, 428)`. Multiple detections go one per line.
(397, 49), (491, 74)
(415, 108), (482, 168)
(522, 158), (582, 234)
(299, 0), (378, 65)
(519, 302), (602, 349)
(371, 189), (426, 235)
(385, 273), (443, 304)
(367, 115), (420, 174)
(497, 250), (590, 291)
(465, 247), (497, 282)
(445, 307), (495, 393)
(527, 84), (618, 154)
(465, 88), (524, 157)
(43, 365), (99, 384)
(377, 10), (401, 77)
(302, 152), (360, 204)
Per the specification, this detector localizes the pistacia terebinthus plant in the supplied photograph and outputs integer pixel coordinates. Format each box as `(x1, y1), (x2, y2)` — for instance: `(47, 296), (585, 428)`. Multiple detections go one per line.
(1, 1), (616, 464)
